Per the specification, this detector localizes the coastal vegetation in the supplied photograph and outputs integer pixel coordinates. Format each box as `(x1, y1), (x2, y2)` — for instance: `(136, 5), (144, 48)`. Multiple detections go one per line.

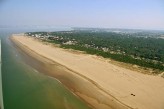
(25, 29), (164, 72)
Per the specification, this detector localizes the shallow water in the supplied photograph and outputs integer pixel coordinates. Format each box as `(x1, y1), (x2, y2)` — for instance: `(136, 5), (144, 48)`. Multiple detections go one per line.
(0, 29), (91, 109)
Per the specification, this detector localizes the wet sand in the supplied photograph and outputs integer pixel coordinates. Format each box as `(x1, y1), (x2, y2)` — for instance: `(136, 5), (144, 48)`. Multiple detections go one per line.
(11, 34), (164, 109)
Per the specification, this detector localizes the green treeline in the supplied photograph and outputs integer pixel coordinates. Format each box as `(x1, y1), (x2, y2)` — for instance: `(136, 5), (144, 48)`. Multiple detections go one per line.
(61, 44), (163, 71)
(26, 31), (164, 71)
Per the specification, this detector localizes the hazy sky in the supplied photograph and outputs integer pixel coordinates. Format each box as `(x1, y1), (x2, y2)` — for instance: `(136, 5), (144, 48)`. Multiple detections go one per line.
(0, 0), (164, 30)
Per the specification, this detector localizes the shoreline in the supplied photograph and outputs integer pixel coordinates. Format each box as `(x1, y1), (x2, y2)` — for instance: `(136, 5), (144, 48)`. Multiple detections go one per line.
(10, 34), (164, 109)
(10, 35), (129, 109)
(11, 35), (130, 109)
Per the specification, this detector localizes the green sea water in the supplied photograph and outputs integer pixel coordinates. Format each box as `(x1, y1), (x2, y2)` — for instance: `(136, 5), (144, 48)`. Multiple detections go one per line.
(0, 29), (91, 109)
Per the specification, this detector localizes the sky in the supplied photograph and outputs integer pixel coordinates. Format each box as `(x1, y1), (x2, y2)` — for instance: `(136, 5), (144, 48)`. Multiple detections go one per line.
(0, 0), (164, 30)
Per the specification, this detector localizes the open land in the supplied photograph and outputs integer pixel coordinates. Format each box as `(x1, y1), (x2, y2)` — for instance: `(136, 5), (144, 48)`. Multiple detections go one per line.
(11, 34), (164, 109)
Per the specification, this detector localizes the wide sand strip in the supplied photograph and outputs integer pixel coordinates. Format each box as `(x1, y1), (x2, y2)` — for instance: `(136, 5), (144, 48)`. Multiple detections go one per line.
(11, 34), (164, 109)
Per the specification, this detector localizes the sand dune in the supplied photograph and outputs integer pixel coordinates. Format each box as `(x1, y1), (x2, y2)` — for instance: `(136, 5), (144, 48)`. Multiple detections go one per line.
(11, 34), (164, 109)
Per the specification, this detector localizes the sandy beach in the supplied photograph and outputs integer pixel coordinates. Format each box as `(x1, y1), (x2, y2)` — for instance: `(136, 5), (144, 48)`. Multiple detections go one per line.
(11, 34), (164, 109)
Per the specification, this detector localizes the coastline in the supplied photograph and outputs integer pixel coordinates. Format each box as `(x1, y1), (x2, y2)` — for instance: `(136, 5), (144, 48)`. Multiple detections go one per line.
(10, 34), (164, 109)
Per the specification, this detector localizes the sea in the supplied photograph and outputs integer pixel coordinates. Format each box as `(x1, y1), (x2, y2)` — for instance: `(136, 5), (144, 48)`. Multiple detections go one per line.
(0, 27), (91, 109)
